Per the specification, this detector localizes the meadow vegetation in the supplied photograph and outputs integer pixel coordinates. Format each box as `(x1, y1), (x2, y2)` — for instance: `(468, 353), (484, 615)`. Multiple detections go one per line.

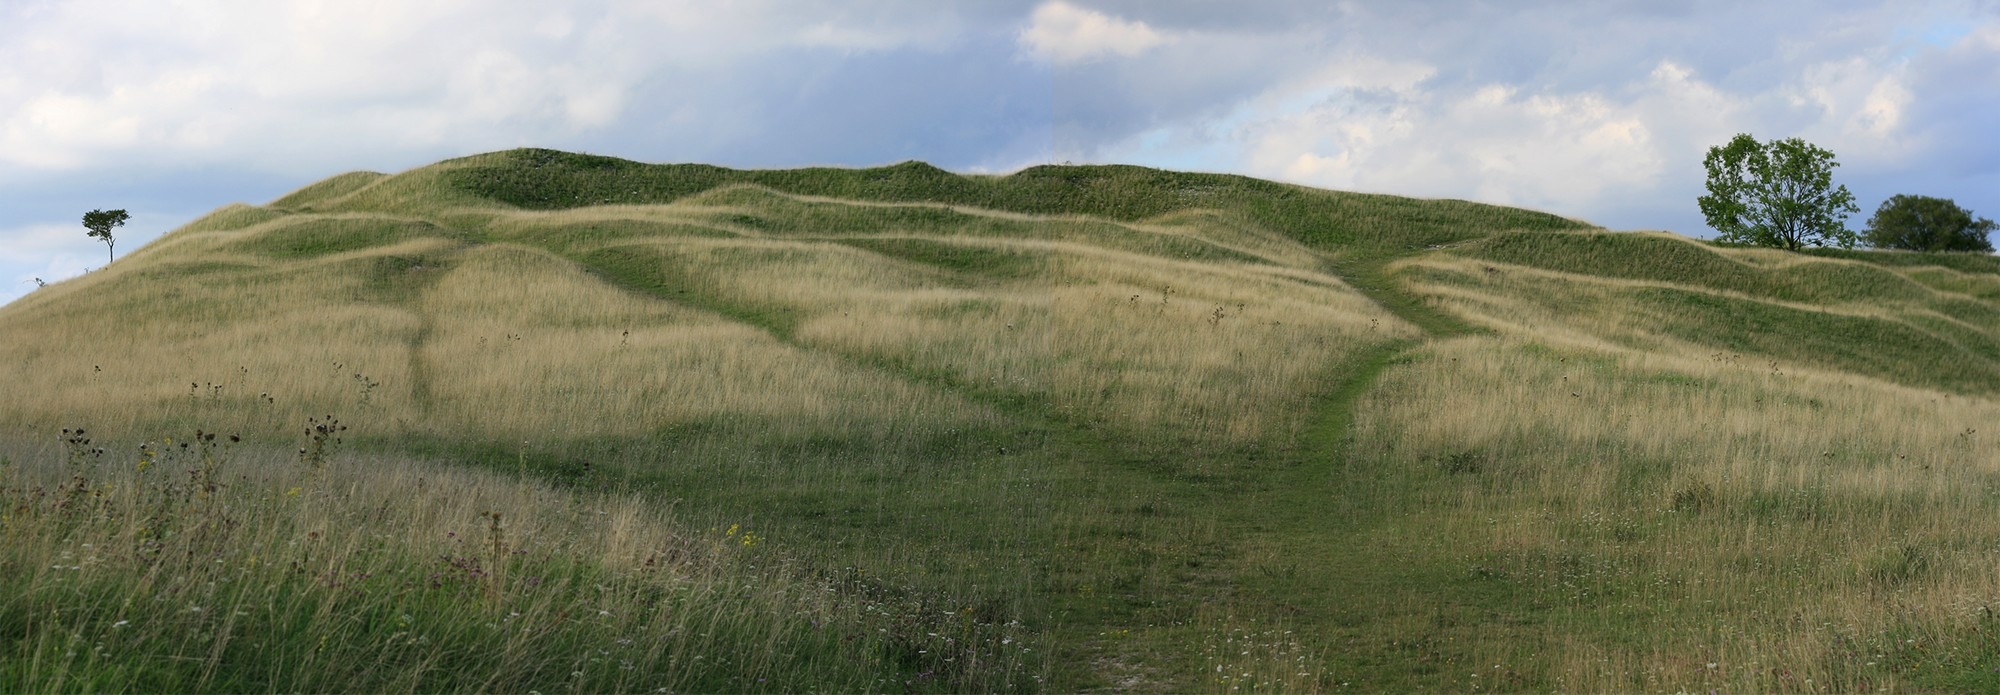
(6, 148), (2000, 691)
(0, 435), (1033, 692)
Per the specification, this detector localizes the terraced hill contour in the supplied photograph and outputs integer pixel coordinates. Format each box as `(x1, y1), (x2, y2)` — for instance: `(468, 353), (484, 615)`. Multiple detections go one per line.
(6, 149), (2000, 691)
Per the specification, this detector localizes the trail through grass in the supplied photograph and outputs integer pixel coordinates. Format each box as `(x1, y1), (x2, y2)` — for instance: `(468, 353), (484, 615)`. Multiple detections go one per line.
(11, 149), (2000, 691)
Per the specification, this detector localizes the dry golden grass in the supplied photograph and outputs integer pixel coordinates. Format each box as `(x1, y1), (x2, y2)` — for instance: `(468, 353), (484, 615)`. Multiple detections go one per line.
(1, 170), (1411, 461)
(1352, 335), (2000, 691)
(1350, 248), (2000, 691)
(434, 186), (1415, 451)
(1140, 208), (1335, 270)
(0, 241), (440, 438)
(585, 225), (1413, 449)
(418, 242), (1002, 440)
(1395, 249), (2000, 395)
(1900, 264), (2000, 299)
(24, 152), (2000, 690)
(1041, 246), (1412, 448)
(1398, 254), (1929, 345)
(0, 436), (1033, 692)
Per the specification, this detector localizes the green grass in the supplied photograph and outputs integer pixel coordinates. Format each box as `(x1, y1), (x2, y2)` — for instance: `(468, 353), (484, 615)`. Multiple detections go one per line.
(1435, 230), (2000, 396)
(9, 148), (2000, 692)
(1467, 230), (1949, 306)
(572, 243), (807, 336)
(439, 148), (1591, 253)
(1799, 245), (2000, 274)
(1626, 286), (2000, 393)
(270, 170), (389, 210)
(236, 217), (449, 259)
(833, 238), (1050, 281)
(176, 204), (290, 234)
(0, 438), (1039, 693)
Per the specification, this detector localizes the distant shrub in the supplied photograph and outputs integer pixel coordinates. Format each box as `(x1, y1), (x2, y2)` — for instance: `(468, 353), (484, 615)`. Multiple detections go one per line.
(1864, 195), (1995, 253)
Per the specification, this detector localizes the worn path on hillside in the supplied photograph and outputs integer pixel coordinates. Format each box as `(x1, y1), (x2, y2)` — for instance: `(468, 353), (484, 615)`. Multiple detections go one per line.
(569, 210), (1522, 690)
(1147, 249), (1572, 690)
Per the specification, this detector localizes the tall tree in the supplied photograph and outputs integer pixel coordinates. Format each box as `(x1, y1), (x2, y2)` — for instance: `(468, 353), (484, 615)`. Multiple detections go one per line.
(1863, 194), (1995, 253)
(82, 209), (129, 264)
(1698, 134), (1859, 251)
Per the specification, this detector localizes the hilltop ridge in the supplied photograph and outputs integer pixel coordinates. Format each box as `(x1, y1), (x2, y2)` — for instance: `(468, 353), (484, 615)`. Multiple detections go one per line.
(40, 147), (2000, 399)
(7, 150), (2000, 691)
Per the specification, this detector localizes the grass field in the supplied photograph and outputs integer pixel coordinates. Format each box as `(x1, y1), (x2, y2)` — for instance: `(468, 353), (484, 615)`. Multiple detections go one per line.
(5, 148), (2000, 691)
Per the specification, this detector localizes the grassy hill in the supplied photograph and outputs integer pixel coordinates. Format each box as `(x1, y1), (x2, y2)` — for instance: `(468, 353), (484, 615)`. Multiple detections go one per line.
(5, 148), (2000, 692)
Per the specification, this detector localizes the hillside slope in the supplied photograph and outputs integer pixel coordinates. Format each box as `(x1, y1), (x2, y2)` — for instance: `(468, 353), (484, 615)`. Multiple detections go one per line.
(6, 149), (2000, 691)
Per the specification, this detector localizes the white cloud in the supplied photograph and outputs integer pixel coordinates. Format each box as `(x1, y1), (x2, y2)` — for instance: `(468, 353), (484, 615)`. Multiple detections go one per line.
(0, 222), (95, 265)
(1035, 3), (2000, 236)
(1213, 60), (1683, 215)
(1786, 57), (1917, 164)
(1020, 1), (1171, 64)
(0, 0), (964, 180)
(0, 0), (1994, 289)
(1099, 17), (1973, 231)
(1299, 54), (1908, 214)
(1637, 61), (1741, 146)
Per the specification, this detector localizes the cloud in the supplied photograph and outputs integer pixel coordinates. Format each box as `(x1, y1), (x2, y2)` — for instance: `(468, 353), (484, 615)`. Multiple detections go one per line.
(1020, 1), (1171, 64)
(0, 221), (103, 308)
(1234, 78), (1662, 213)
(0, 222), (94, 265)
(0, 0), (986, 181)
(0, 1), (1056, 308)
(1061, 3), (1999, 235)
(4, 0), (1998, 309)
(1103, 41), (1948, 232)
(2, 1), (593, 175)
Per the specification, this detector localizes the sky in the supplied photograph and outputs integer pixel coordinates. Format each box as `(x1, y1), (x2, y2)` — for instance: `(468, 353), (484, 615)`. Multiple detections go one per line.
(4, 0), (1997, 307)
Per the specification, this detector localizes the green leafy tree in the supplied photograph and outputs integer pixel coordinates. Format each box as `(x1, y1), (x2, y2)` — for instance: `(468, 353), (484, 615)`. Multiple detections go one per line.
(1863, 194), (1995, 253)
(1698, 134), (1859, 251)
(82, 209), (130, 264)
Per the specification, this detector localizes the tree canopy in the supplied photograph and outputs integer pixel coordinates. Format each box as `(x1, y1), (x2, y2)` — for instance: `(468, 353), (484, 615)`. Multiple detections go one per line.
(1698, 134), (1859, 251)
(1863, 194), (1994, 253)
(82, 208), (129, 264)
